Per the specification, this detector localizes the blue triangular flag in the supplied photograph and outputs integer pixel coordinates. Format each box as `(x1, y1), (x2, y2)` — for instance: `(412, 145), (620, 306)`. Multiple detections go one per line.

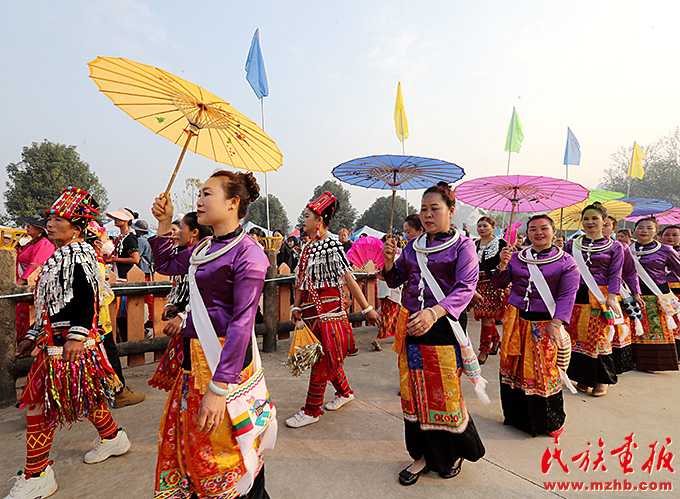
(564, 127), (581, 166)
(245, 28), (269, 99)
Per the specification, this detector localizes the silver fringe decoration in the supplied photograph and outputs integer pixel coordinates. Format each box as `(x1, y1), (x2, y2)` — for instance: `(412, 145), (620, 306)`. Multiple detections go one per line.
(34, 241), (113, 326)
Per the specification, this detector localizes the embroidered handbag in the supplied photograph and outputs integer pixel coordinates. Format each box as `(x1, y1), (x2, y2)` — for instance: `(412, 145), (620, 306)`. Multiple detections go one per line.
(223, 330), (278, 495)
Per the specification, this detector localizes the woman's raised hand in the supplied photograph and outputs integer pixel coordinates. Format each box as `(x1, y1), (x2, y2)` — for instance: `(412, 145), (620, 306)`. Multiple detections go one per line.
(151, 193), (173, 223)
(498, 246), (512, 270)
(382, 236), (397, 270)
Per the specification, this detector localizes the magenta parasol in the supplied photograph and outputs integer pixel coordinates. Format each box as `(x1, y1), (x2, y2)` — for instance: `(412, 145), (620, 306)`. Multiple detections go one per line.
(626, 207), (680, 225)
(454, 175), (589, 240)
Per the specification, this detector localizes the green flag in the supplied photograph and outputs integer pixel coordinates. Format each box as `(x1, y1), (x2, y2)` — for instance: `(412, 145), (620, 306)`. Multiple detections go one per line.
(504, 107), (524, 153)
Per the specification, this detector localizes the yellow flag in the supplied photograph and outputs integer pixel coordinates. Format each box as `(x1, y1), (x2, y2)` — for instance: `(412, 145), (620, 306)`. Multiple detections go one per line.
(627, 141), (647, 179)
(394, 82), (409, 141)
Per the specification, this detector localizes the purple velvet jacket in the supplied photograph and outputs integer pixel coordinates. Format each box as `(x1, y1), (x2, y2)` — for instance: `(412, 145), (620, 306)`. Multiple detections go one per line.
(150, 232), (269, 384)
(383, 233), (478, 319)
(667, 245), (680, 283)
(619, 241), (641, 294)
(631, 241), (680, 289)
(564, 237), (624, 294)
(492, 247), (580, 324)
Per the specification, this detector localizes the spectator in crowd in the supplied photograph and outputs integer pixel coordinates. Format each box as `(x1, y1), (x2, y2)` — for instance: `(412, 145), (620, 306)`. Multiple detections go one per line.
(170, 219), (181, 247)
(338, 228), (352, 253)
(617, 228), (633, 244)
(403, 214), (423, 241)
(105, 208), (139, 343)
(15, 215), (55, 339)
(248, 226), (266, 247)
(132, 218), (155, 336)
(277, 235), (300, 272)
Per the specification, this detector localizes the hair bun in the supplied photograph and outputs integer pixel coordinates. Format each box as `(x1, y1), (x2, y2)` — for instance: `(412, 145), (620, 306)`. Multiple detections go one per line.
(437, 181), (452, 190)
(240, 171), (260, 202)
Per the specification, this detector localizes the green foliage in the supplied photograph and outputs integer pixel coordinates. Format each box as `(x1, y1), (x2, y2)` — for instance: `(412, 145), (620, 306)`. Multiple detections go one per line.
(355, 195), (417, 234)
(298, 180), (358, 232)
(600, 128), (680, 207)
(4, 140), (109, 224)
(244, 194), (291, 233)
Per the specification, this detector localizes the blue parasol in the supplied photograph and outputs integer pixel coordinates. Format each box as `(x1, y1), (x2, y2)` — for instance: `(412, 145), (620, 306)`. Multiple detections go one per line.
(332, 154), (465, 233)
(619, 197), (673, 217)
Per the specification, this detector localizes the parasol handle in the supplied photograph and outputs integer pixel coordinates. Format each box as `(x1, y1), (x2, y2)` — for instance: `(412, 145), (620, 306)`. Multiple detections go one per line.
(389, 189), (396, 237)
(163, 128), (196, 199)
(507, 200), (518, 245)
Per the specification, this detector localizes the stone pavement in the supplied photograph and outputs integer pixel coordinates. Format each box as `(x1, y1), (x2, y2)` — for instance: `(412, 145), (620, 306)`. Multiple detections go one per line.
(1, 321), (679, 499)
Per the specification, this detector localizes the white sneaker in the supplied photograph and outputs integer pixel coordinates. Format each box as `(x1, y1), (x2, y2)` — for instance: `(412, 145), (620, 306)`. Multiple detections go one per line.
(5, 465), (57, 499)
(325, 393), (354, 411)
(83, 429), (131, 464)
(285, 410), (319, 428)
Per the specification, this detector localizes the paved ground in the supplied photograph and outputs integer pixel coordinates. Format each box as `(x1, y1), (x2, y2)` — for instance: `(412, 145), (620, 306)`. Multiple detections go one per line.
(1, 321), (679, 499)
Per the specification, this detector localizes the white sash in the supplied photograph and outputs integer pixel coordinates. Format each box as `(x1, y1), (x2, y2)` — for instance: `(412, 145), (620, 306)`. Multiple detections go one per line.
(415, 250), (468, 346)
(414, 247), (491, 405)
(187, 232), (261, 376)
(522, 248), (577, 394)
(631, 254), (680, 329)
(633, 257), (666, 297)
(572, 246), (623, 341)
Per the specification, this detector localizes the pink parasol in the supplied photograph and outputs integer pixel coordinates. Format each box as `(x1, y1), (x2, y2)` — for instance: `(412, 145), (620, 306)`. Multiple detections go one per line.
(626, 207), (680, 225)
(454, 175), (589, 242)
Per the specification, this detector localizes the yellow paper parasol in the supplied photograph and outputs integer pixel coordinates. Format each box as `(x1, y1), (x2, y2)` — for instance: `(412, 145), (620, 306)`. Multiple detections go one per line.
(548, 200), (633, 231)
(88, 57), (283, 195)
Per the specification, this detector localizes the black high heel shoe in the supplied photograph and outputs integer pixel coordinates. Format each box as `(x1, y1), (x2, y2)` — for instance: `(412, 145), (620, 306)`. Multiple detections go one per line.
(490, 342), (500, 355)
(439, 458), (463, 479)
(398, 465), (429, 486)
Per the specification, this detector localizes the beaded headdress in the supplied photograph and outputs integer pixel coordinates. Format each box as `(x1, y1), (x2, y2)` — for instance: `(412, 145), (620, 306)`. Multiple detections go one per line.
(84, 220), (106, 238)
(307, 191), (338, 226)
(46, 187), (100, 229)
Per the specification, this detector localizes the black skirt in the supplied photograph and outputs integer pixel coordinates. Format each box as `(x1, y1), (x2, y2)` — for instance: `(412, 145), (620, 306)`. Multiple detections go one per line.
(567, 351), (618, 387)
(500, 382), (565, 437)
(403, 311), (486, 471)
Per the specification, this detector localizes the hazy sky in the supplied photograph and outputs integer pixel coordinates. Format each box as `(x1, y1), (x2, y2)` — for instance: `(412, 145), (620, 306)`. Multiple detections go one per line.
(2, 1), (678, 230)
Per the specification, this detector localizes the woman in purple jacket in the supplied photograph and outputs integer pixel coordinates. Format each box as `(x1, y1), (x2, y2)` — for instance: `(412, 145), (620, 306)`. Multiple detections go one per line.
(493, 215), (580, 437)
(150, 170), (271, 499)
(603, 216), (643, 374)
(563, 203), (623, 397)
(383, 182), (485, 486)
(631, 218), (680, 371)
(661, 225), (680, 358)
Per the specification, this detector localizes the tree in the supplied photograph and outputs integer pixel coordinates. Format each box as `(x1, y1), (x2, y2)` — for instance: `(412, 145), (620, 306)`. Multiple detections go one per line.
(4, 140), (109, 223)
(172, 177), (202, 215)
(244, 194), (291, 233)
(600, 128), (680, 208)
(298, 180), (358, 232)
(355, 195), (416, 234)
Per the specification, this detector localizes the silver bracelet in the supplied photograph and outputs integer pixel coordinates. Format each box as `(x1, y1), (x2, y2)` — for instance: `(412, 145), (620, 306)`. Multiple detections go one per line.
(65, 333), (87, 342)
(426, 307), (438, 322)
(549, 321), (561, 327)
(362, 305), (374, 314)
(208, 380), (229, 396)
(291, 306), (302, 312)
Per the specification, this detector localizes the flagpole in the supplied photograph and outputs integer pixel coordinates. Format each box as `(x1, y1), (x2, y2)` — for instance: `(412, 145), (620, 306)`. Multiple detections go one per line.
(401, 114), (407, 220)
(625, 143), (636, 229)
(559, 163), (568, 237)
(506, 106), (515, 176)
(259, 97), (271, 235)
